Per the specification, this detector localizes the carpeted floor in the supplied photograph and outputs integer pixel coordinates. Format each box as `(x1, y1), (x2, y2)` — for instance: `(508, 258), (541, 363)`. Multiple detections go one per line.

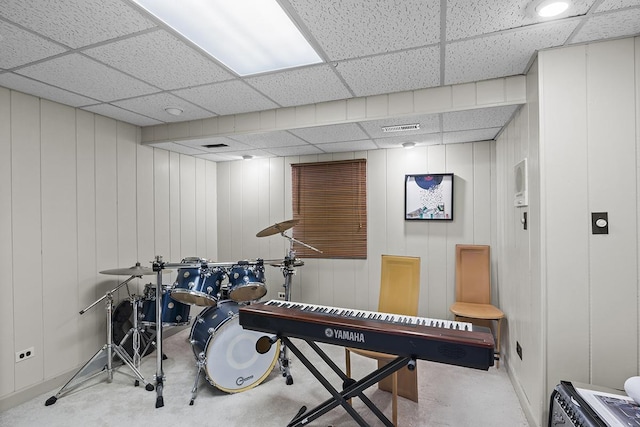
(0, 325), (529, 427)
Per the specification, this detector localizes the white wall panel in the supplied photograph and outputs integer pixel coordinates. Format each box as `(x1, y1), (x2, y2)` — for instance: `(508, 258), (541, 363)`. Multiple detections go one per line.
(169, 152), (181, 262)
(76, 109), (101, 360)
(205, 161), (218, 262)
(539, 45), (591, 389)
(11, 91), (43, 389)
(153, 149), (171, 269)
(216, 161), (231, 262)
(195, 158), (207, 257)
(366, 149), (387, 310)
(0, 87), (14, 397)
(116, 122), (139, 296)
(136, 144), (155, 270)
(40, 99), (79, 377)
(179, 155), (197, 258)
(586, 39), (637, 388)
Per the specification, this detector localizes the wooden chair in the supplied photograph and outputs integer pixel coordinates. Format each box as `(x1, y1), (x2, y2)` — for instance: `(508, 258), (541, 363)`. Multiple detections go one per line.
(345, 255), (420, 426)
(449, 244), (504, 368)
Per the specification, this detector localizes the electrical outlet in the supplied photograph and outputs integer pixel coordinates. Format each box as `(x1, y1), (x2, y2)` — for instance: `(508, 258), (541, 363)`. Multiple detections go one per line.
(516, 341), (523, 360)
(15, 347), (35, 363)
(277, 292), (286, 299)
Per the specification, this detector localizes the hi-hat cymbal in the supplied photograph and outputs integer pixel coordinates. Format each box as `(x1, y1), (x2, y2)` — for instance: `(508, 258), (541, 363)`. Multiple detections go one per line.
(99, 262), (154, 276)
(269, 259), (304, 268)
(256, 219), (299, 237)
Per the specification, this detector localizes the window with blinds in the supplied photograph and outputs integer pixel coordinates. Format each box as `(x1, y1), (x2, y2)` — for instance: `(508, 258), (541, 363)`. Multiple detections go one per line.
(291, 159), (367, 259)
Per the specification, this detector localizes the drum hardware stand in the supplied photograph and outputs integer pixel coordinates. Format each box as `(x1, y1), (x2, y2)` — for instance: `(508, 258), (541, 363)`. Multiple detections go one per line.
(275, 231), (322, 386)
(115, 294), (158, 375)
(45, 274), (154, 406)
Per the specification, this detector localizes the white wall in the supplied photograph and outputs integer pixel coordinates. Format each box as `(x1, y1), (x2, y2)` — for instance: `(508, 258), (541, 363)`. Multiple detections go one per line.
(0, 88), (218, 408)
(215, 142), (498, 321)
(496, 36), (640, 426)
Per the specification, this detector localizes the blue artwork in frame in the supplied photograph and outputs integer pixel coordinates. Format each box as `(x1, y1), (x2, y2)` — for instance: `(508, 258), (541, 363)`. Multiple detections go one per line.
(404, 173), (454, 221)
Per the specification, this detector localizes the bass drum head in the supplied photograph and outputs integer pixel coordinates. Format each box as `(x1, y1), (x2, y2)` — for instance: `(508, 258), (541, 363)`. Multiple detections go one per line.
(202, 307), (279, 393)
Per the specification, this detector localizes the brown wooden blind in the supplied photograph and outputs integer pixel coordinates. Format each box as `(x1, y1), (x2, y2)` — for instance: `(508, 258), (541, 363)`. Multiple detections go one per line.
(291, 159), (367, 259)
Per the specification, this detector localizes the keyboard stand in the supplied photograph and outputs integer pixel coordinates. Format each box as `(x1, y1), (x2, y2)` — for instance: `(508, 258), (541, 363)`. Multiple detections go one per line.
(282, 336), (412, 427)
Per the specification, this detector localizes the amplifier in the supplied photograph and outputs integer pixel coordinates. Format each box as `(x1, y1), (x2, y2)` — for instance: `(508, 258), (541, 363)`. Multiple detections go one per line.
(549, 381), (640, 427)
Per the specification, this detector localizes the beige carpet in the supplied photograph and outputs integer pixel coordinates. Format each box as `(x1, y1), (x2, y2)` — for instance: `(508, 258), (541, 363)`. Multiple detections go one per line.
(0, 326), (529, 426)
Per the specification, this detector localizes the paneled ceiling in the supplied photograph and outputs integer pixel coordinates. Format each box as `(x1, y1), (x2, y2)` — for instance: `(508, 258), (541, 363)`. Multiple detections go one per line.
(1, 0), (639, 161)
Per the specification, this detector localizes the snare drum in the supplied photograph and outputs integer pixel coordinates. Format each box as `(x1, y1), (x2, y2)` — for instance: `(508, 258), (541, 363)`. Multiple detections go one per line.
(171, 258), (226, 306)
(189, 300), (279, 393)
(139, 284), (191, 327)
(228, 264), (267, 302)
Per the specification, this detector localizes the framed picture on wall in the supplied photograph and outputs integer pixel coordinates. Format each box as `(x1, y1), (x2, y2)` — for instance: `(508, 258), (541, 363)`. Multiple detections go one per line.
(404, 173), (454, 221)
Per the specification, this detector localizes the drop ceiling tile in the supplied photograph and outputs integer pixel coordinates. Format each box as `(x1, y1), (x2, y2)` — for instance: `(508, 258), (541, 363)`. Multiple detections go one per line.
(0, 20), (67, 69)
(84, 30), (232, 90)
(595, 0), (640, 12)
(0, 72), (97, 107)
(446, 0), (593, 41)
(571, 8), (640, 44)
(287, 0), (440, 60)
(290, 123), (369, 144)
(360, 113), (441, 138)
(111, 92), (213, 122)
(0, 0), (156, 48)
(264, 144), (324, 157)
(374, 133), (442, 149)
(229, 131), (308, 149)
(316, 139), (378, 153)
(17, 53), (158, 102)
(445, 21), (579, 85)
(81, 103), (162, 127)
(442, 128), (501, 144)
(246, 65), (352, 107)
(336, 47), (440, 97)
(443, 105), (518, 132)
(173, 80), (279, 116)
(194, 153), (237, 162)
(211, 149), (275, 161)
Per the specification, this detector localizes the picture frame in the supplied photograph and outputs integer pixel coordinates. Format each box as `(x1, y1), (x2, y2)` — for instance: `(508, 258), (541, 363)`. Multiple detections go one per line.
(404, 173), (454, 221)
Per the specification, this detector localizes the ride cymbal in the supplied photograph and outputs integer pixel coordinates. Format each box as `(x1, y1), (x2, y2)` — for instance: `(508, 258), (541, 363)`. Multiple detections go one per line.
(256, 219), (299, 237)
(99, 262), (154, 276)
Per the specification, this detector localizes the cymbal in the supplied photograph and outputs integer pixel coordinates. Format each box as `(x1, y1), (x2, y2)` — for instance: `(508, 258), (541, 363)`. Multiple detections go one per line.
(269, 259), (304, 268)
(99, 262), (154, 276)
(256, 219), (299, 237)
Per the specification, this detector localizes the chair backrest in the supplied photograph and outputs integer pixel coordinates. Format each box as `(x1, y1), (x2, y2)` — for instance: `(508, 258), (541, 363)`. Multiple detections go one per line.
(455, 244), (491, 304)
(378, 255), (420, 316)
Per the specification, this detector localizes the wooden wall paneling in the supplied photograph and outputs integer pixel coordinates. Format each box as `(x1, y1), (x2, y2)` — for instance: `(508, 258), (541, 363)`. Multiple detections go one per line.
(205, 161), (217, 261)
(229, 161), (243, 260)
(169, 152), (181, 261)
(240, 158), (260, 260)
(40, 100), (79, 377)
(116, 122), (139, 297)
(539, 45), (591, 388)
(267, 157), (285, 262)
(586, 39), (637, 388)
(179, 155), (197, 258)
(216, 161), (232, 261)
(195, 158), (207, 257)
(472, 141), (493, 245)
(153, 149), (171, 277)
(0, 87), (14, 396)
(11, 91), (44, 389)
(367, 150), (386, 311)
(445, 143), (475, 312)
(385, 148), (407, 256)
(404, 147), (430, 317)
(136, 144), (155, 272)
(94, 116), (119, 303)
(76, 110), (100, 360)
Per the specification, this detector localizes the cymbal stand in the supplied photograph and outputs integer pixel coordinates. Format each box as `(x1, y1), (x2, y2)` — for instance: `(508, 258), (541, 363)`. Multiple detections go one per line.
(45, 275), (154, 406)
(276, 232), (322, 385)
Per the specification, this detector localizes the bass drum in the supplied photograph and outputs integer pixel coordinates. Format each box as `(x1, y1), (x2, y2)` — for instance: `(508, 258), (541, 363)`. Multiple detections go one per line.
(189, 300), (279, 393)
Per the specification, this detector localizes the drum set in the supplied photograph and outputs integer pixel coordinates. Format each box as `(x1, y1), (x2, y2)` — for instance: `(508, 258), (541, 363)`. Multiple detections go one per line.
(45, 219), (321, 409)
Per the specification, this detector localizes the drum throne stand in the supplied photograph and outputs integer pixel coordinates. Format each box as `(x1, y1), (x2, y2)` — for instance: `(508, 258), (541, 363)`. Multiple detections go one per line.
(45, 270), (154, 406)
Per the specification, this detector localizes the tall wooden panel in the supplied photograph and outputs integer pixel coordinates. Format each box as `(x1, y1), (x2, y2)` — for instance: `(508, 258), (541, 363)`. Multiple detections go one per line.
(11, 92), (43, 389)
(0, 88), (14, 397)
(40, 100), (79, 377)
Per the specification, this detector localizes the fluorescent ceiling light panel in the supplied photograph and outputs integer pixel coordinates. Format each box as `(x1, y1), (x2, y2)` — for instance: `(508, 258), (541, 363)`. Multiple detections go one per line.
(133, 0), (322, 76)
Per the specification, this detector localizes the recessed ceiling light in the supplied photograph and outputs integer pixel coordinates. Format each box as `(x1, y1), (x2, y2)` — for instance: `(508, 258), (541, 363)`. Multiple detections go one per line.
(164, 106), (183, 116)
(402, 142), (416, 149)
(132, 0), (322, 76)
(529, 0), (571, 18)
(382, 124), (420, 133)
